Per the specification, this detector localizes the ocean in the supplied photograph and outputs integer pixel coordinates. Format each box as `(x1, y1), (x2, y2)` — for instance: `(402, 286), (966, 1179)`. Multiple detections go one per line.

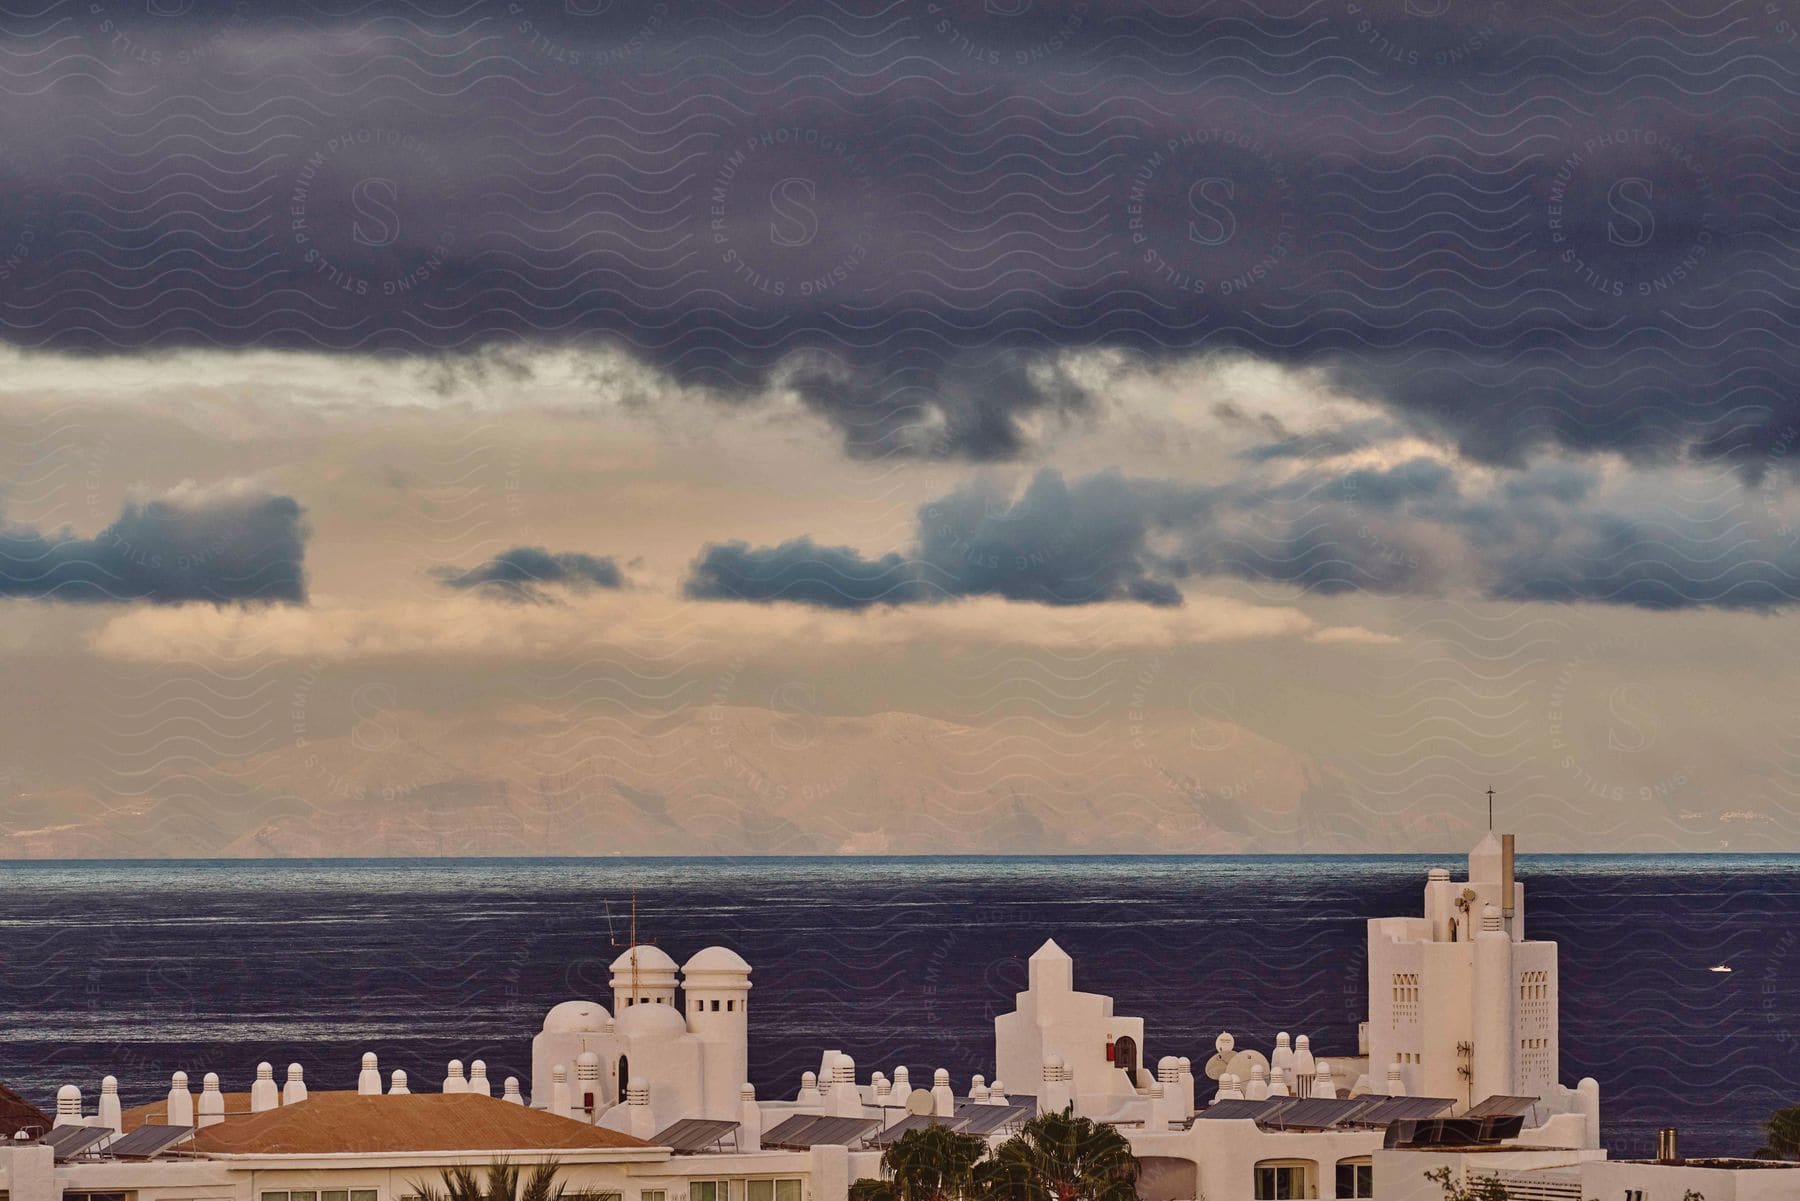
(0, 855), (1794, 1158)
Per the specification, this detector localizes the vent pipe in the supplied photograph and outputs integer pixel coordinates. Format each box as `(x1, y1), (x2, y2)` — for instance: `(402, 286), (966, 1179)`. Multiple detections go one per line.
(1656, 1127), (1679, 1162)
(1501, 833), (1516, 922)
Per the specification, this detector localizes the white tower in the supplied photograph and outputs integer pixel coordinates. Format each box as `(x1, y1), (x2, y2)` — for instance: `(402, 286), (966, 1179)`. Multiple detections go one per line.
(610, 945), (679, 1011)
(681, 945), (752, 1119)
(1366, 831), (1559, 1109)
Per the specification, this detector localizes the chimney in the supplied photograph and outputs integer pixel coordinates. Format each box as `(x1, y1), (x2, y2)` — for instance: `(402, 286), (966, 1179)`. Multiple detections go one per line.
(1657, 1127), (1679, 1162)
(1501, 833), (1516, 925)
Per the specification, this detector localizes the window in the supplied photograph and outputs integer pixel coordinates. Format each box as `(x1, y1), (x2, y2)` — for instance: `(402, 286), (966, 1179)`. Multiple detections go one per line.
(324, 1192), (349, 1201)
(1254, 1163), (1308, 1200)
(747, 1182), (802, 1201)
(1623, 1192), (1644, 1201)
(1335, 1160), (1373, 1199)
(643, 1191), (667, 1201)
(711, 999), (721, 1011)
(690, 1184), (728, 1201)
(728, 1000), (736, 1011)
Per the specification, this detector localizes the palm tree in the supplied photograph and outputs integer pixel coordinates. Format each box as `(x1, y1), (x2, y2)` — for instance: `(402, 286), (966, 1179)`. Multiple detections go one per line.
(412, 1160), (572, 1201)
(1758, 1102), (1800, 1159)
(854, 1124), (990, 1201)
(974, 1109), (1138, 1201)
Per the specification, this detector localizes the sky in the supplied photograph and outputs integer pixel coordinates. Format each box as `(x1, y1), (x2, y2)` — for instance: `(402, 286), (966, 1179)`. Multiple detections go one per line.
(2, 0), (1799, 855)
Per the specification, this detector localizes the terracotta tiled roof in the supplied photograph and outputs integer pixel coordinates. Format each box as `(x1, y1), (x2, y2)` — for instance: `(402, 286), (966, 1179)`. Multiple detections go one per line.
(0, 1081), (52, 1138)
(180, 1092), (654, 1156)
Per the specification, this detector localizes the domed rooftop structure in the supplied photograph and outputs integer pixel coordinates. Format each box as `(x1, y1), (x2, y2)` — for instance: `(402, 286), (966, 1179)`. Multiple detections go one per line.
(542, 999), (612, 1033)
(682, 945), (751, 974)
(616, 999), (688, 1039)
(610, 944), (679, 973)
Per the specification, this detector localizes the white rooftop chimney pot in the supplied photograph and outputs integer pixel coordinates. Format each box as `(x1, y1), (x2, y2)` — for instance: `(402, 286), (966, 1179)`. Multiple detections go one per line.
(54, 1085), (82, 1128)
(442, 1059), (468, 1095)
(250, 1062), (279, 1113)
(829, 1053), (861, 1116)
(626, 1083), (656, 1141)
(931, 1068), (955, 1117)
(468, 1060), (491, 1098)
(1313, 1059), (1336, 1100)
(502, 1077), (524, 1105)
(167, 1072), (194, 1127)
(388, 1069), (410, 1096)
(357, 1052), (381, 1096)
(283, 1064), (308, 1106)
(198, 1073), (224, 1128)
(98, 1076), (122, 1134)
(1386, 1060), (1405, 1097)
(550, 1063), (572, 1119)
(795, 1070), (822, 1106)
(739, 1083), (763, 1151)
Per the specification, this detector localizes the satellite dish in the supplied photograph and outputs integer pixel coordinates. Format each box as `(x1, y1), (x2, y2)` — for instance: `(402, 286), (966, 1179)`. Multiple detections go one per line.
(906, 1089), (935, 1115)
(1204, 1052), (1229, 1081)
(1226, 1049), (1269, 1083)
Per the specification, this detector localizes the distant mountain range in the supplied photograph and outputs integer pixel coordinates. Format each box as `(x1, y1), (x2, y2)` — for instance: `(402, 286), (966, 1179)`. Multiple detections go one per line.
(0, 704), (1382, 857)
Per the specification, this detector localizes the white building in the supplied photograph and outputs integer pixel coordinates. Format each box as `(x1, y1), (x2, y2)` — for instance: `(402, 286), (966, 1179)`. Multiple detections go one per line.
(0, 830), (1785, 1201)
(1365, 833), (1566, 1110)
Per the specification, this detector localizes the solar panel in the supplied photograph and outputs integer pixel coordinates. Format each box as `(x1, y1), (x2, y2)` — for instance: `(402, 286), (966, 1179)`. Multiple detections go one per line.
(866, 1113), (951, 1145)
(1465, 1095), (1540, 1118)
(1196, 1099), (1286, 1120)
(1348, 1096), (1456, 1126)
(762, 1114), (827, 1145)
(43, 1126), (112, 1160)
(1258, 1097), (1384, 1130)
(103, 1124), (195, 1159)
(651, 1118), (739, 1153)
(953, 1102), (1035, 1136)
(762, 1114), (880, 1148)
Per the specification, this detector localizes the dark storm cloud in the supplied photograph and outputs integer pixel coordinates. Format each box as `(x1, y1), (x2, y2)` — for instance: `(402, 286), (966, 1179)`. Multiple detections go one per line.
(686, 470), (1211, 608)
(684, 539), (928, 609)
(0, 487), (307, 605)
(690, 459), (1800, 611)
(431, 547), (626, 603)
(2, 1), (1796, 469)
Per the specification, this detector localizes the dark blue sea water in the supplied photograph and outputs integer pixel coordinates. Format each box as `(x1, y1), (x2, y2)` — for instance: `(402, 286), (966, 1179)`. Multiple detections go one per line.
(0, 856), (1794, 1158)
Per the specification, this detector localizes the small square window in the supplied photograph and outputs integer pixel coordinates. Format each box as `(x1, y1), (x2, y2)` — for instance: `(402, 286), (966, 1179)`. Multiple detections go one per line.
(711, 999), (721, 1011)
(643, 1191), (667, 1201)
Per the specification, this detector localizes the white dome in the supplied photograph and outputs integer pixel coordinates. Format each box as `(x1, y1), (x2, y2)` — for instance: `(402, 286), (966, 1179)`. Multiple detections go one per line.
(542, 999), (612, 1033)
(683, 945), (751, 973)
(617, 1000), (688, 1039)
(610, 945), (679, 973)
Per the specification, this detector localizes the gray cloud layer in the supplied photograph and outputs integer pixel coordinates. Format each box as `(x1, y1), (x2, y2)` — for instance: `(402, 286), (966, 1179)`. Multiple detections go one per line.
(1, 2), (1795, 471)
(688, 460), (1800, 612)
(0, 488), (307, 605)
(431, 546), (626, 603)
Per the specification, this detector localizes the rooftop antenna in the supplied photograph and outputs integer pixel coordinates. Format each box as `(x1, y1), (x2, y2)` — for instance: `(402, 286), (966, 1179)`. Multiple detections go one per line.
(1486, 786), (1495, 831)
(607, 892), (654, 1003)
